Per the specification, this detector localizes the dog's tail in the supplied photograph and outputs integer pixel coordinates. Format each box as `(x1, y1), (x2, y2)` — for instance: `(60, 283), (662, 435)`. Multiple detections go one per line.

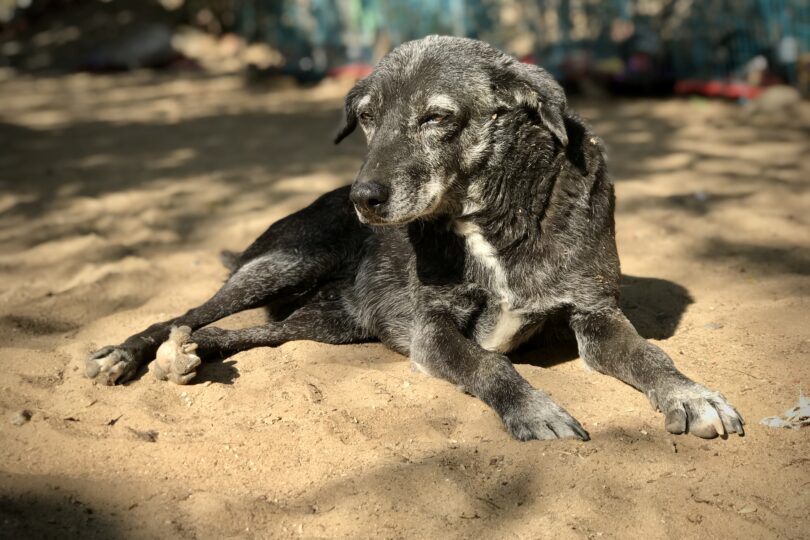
(219, 250), (241, 272)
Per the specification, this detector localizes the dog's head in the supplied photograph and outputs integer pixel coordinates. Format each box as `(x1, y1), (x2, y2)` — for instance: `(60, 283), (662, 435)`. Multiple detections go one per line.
(335, 35), (569, 226)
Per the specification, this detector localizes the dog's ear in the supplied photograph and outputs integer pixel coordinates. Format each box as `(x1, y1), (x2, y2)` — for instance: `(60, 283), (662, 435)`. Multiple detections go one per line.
(494, 59), (569, 146)
(334, 81), (366, 144)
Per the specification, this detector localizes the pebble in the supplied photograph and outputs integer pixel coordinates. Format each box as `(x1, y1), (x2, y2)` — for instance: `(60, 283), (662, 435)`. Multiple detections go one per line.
(10, 410), (32, 426)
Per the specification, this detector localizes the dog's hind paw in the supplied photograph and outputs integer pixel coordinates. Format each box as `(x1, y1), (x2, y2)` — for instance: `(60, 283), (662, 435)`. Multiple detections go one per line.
(151, 326), (201, 385)
(86, 346), (138, 385)
(652, 383), (745, 439)
(502, 390), (590, 441)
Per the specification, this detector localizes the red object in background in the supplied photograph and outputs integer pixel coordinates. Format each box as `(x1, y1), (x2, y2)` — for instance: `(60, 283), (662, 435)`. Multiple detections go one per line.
(675, 79), (764, 99)
(328, 63), (374, 79)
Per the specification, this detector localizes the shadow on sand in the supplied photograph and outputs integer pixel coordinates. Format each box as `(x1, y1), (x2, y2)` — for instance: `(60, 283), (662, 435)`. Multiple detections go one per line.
(512, 273), (693, 368)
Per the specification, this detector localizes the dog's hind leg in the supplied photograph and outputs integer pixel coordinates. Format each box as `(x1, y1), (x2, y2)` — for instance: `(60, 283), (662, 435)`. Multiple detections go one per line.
(85, 251), (340, 385)
(85, 186), (367, 386)
(152, 300), (369, 378)
(570, 306), (744, 439)
(412, 313), (590, 441)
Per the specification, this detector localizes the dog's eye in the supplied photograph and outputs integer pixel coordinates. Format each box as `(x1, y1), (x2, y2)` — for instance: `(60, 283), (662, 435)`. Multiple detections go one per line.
(359, 111), (373, 123)
(420, 113), (449, 127)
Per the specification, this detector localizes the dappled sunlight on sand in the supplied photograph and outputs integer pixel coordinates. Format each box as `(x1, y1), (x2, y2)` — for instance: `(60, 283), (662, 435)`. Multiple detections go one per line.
(0, 71), (808, 538)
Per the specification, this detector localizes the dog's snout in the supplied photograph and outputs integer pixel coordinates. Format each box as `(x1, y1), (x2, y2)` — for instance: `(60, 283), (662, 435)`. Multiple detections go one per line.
(350, 181), (390, 212)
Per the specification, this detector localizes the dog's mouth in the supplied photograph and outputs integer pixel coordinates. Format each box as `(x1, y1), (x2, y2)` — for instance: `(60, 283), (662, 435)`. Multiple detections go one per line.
(353, 195), (447, 227)
(353, 204), (417, 227)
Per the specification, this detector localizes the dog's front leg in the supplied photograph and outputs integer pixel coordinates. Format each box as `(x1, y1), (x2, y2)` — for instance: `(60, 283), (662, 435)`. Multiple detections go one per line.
(411, 313), (589, 441)
(571, 307), (744, 438)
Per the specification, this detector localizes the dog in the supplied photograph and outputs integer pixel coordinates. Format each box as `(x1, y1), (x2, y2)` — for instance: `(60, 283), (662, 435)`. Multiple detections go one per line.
(86, 36), (744, 441)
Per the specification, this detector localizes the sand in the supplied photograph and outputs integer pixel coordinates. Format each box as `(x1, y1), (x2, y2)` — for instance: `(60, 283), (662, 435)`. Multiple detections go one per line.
(0, 69), (808, 539)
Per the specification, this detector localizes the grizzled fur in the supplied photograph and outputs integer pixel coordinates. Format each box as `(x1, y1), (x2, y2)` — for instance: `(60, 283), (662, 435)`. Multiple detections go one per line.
(86, 36), (744, 441)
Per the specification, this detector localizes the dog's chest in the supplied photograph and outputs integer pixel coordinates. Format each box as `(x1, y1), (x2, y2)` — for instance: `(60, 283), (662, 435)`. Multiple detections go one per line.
(454, 221), (526, 353)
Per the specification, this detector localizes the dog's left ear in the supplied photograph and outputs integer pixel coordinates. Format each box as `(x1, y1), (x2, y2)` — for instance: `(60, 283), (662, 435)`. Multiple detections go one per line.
(334, 80), (366, 144)
(495, 59), (569, 146)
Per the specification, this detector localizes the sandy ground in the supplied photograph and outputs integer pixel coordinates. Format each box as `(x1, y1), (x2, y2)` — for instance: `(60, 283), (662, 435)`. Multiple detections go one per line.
(0, 69), (808, 539)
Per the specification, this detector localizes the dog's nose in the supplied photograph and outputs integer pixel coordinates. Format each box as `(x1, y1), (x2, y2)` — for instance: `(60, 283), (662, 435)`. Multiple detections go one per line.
(350, 181), (390, 212)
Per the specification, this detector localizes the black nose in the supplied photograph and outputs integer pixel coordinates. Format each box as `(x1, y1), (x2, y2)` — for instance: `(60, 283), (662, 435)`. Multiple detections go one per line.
(350, 181), (390, 212)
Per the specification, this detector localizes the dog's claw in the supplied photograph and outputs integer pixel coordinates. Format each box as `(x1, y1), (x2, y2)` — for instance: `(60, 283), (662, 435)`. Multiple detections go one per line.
(85, 346), (138, 385)
(502, 390), (589, 441)
(656, 384), (744, 439)
(152, 326), (201, 385)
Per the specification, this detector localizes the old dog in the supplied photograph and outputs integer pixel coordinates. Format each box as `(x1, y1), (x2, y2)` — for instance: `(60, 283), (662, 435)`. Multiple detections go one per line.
(86, 36), (744, 441)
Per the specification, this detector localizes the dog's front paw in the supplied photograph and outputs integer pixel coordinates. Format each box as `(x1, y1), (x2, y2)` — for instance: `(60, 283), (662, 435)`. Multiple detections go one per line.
(502, 390), (590, 441)
(86, 346), (138, 385)
(151, 326), (201, 385)
(652, 383), (744, 439)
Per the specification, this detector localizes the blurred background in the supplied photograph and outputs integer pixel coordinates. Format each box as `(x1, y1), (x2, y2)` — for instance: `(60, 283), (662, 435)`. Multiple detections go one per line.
(1, 0), (809, 97)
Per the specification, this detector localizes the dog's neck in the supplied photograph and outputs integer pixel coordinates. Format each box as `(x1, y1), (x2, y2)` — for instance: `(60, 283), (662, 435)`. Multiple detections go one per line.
(454, 146), (567, 253)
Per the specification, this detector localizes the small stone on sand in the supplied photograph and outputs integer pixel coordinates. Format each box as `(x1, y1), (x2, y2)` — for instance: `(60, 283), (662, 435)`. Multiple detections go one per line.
(10, 410), (32, 426)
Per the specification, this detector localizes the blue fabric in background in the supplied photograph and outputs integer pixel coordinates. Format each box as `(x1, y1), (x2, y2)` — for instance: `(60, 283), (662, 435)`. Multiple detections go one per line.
(238, 0), (809, 88)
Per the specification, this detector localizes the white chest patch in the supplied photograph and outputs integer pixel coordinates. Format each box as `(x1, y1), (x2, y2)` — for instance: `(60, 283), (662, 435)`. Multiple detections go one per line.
(454, 220), (523, 353)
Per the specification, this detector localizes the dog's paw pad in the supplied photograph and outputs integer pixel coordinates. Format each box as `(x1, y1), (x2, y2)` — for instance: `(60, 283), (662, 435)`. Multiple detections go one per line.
(85, 347), (137, 386)
(152, 326), (201, 385)
(659, 385), (744, 438)
(502, 390), (590, 441)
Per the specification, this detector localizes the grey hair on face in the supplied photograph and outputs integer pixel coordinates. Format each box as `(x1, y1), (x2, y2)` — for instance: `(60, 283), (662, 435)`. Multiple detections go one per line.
(425, 94), (459, 112)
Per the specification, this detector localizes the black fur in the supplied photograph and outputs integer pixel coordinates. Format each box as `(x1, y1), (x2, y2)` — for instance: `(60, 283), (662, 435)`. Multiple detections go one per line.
(86, 36), (743, 441)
